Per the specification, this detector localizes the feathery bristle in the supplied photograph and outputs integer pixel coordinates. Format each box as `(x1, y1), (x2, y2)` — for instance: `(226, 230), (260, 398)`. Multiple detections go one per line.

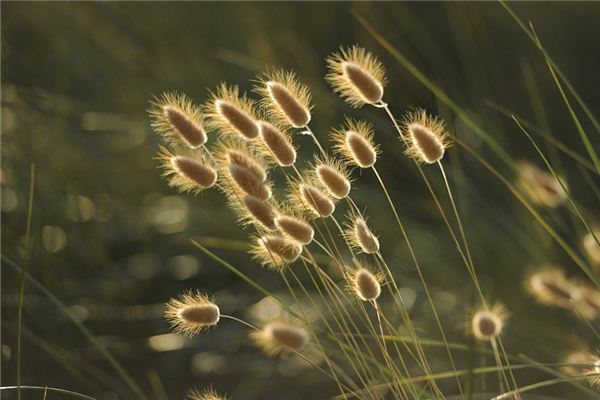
(314, 157), (351, 199)
(349, 267), (382, 301)
(228, 164), (272, 200)
(149, 92), (207, 148)
(242, 195), (277, 230)
(251, 234), (302, 270)
(471, 304), (507, 341)
(214, 139), (268, 182)
(527, 267), (579, 309)
(583, 229), (600, 267)
(165, 291), (220, 337)
(562, 351), (597, 377)
(185, 388), (228, 400)
(274, 214), (314, 245)
(332, 118), (379, 168)
(298, 183), (335, 218)
(255, 69), (312, 128)
(349, 217), (379, 254)
(258, 121), (297, 166)
(517, 161), (568, 208)
(206, 83), (259, 139)
(326, 45), (387, 108)
(251, 321), (309, 355)
(402, 109), (452, 164)
(158, 147), (217, 194)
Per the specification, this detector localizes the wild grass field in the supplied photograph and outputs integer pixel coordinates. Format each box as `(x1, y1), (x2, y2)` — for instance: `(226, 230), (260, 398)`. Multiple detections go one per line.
(2, 2), (600, 400)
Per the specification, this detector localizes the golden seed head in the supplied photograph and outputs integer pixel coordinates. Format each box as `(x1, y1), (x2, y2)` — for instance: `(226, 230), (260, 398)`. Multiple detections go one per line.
(165, 291), (220, 337)
(402, 109), (452, 164)
(185, 388), (228, 400)
(315, 160), (351, 199)
(251, 234), (303, 270)
(228, 163), (272, 200)
(583, 229), (600, 267)
(242, 195), (277, 230)
(258, 121), (297, 166)
(573, 283), (600, 320)
(299, 184), (335, 218)
(517, 161), (568, 208)
(255, 69), (312, 128)
(149, 92), (207, 148)
(206, 83), (259, 139)
(471, 304), (507, 341)
(332, 118), (379, 168)
(158, 147), (217, 194)
(527, 267), (580, 309)
(326, 45), (387, 108)
(350, 267), (382, 301)
(274, 214), (314, 245)
(352, 217), (379, 254)
(251, 321), (310, 355)
(562, 351), (597, 376)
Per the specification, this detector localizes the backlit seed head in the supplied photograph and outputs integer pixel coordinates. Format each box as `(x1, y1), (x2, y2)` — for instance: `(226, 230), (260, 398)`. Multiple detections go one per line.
(346, 216), (379, 254)
(583, 229), (600, 267)
(274, 213), (314, 245)
(332, 118), (379, 168)
(255, 69), (312, 128)
(314, 157), (351, 199)
(206, 83), (259, 139)
(527, 267), (580, 309)
(185, 388), (228, 400)
(589, 357), (600, 387)
(158, 147), (217, 194)
(326, 45), (387, 108)
(258, 121), (297, 167)
(149, 92), (207, 148)
(402, 109), (452, 164)
(562, 351), (597, 377)
(290, 181), (335, 218)
(242, 195), (277, 230)
(470, 304), (507, 341)
(227, 164), (272, 200)
(251, 234), (303, 270)
(573, 283), (600, 320)
(214, 139), (268, 182)
(348, 266), (382, 301)
(251, 321), (310, 355)
(517, 161), (568, 208)
(165, 291), (220, 337)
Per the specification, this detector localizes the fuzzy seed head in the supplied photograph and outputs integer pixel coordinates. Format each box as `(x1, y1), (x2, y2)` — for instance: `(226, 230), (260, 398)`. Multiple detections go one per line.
(326, 46), (387, 108)
(149, 92), (207, 148)
(158, 147), (217, 194)
(332, 118), (379, 169)
(574, 284), (600, 320)
(243, 195), (277, 230)
(517, 161), (568, 208)
(228, 164), (271, 200)
(471, 305), (507, 341)
(351, 267), (382, 301)
(185, 388), (228, 400)
(221, 146), (267, 182)
(353, 217), (379, 254)
(165, 291), (219, 337)
(275, 214), (314, 245)
(527, 268), (580, 309)
(562, 352), (597, 377)
(251, 234), (302, 270)
(251, 321), (309, 355)
(206, 83), (259, 139)
(258, 121), (297, 166)
(583, 229), (600, 267)
(315, 162), (351, 199)
(299, 184), (335, 218)
(402, 109), (451, 164)
(255, 70), (312, 128)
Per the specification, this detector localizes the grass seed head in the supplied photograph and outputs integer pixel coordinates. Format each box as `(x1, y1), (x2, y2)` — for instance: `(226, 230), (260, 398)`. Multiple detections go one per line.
(517, 161), (568, 208)
(298, 183), (335, 218)
(402, 109), (451, 164)
(349, 266), (382, 301)
(471, 304), (507, 341)
(255, 69), (312, 128)
(274, 214), (314, 245)
(351, 217), (379, 254)
(228, 164), (272, 200)
(206, 83), (259, 139)
(251, 321), (309, 355)
(258, 121), (297, 166)
(332, 118), (379, 168)
(326, 45), (387, 108)
(149, 92), (207, 148)
(583, 229), (600, 267)
(573, 283), (600, 320)
(527, 267), (580, 309)
(315, 158), (351, 199)
(165, 291), (220, 337)
(158, 147), (217, 194)
(185, 388), (228, 400)
(242, 195), (277, 230)
(251, 234), (302, 270)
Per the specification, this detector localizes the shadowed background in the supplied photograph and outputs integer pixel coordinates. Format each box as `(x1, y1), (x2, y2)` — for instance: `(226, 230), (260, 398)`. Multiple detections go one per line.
(2, 2), (600, 399)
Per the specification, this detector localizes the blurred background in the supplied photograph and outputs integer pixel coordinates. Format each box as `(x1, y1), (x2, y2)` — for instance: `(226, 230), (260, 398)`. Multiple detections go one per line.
(2, 2), (600, 399)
